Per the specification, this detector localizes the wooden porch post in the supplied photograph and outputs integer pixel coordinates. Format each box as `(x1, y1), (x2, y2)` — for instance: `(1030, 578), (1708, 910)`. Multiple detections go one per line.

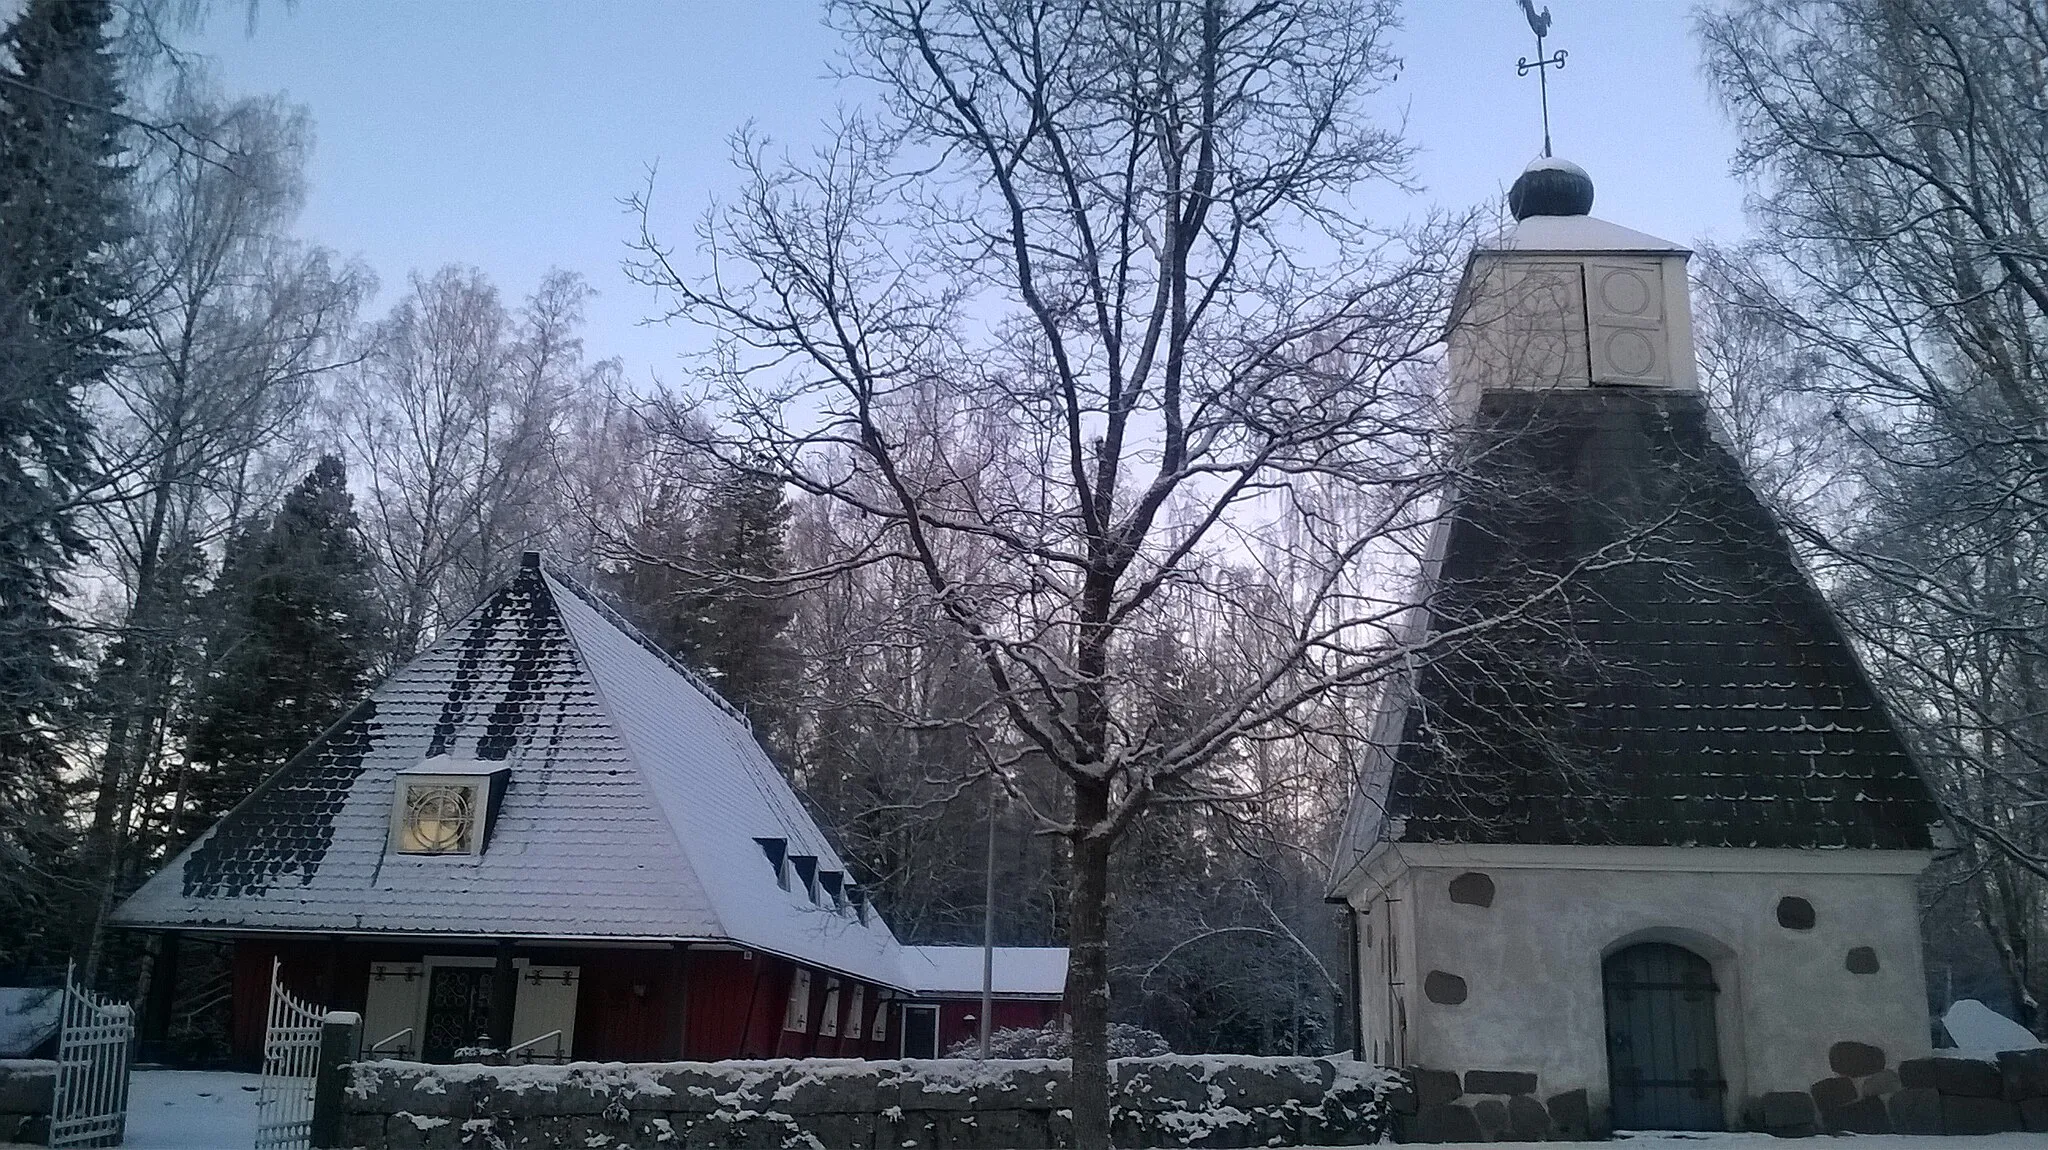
(138, 930), (180, 1060)
(487, 939), (517, 1052)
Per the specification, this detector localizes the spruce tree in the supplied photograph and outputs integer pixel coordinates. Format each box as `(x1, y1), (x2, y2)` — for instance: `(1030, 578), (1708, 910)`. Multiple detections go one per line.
(181, 456), (382, 841)
(0, 0), (128, 966)
(615, 467), (798, 745)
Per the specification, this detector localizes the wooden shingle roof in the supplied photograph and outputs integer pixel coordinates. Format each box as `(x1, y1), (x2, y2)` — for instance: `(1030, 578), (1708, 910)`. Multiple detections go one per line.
(1340, 388), (1937, 858)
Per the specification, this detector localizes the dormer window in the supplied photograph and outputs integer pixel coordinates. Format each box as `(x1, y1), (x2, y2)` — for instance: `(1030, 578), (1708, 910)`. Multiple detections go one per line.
(400, 781), (476, 853)
(391, 758), (509, 856)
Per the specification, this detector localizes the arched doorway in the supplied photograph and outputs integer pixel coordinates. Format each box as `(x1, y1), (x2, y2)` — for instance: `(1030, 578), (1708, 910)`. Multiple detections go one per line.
(1603, 942), (1726, 1130)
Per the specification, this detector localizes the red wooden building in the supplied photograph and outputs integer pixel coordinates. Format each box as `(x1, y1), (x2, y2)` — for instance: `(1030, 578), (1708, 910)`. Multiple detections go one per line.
(114, 555), (1063, 1065)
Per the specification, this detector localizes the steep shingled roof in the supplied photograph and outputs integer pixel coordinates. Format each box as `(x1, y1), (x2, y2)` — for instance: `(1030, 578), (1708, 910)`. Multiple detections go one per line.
(1332, 388), (1938, 871)
(114, 557), (904, 988)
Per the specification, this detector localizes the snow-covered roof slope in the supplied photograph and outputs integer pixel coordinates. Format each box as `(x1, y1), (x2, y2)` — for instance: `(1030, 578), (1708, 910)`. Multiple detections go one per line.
(901, 946), (1068, 998)
(113, 556), (902, 987)
(1482, 212), (1687, 254)
(0, 987), (60, 1056)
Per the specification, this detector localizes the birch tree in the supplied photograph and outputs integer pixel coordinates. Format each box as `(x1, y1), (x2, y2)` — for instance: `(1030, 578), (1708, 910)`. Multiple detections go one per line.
(1699, 0), (2048, 1021)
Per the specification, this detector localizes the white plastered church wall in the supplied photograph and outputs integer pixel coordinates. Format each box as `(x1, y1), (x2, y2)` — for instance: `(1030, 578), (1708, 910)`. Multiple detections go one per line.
(1350, 847), (1931, 1124)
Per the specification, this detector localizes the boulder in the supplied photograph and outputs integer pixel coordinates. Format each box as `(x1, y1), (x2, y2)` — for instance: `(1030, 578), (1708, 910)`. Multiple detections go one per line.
(2000, 1048), (2048, 1100)
(1506, 1094), (1548, 1141)
(1829, 1095), (1891, 1135)
(1942, 1094), (2020, 1134)
(1858, 1068), (1901, 1099)
(1828, 1040), (1887, 1077)
(1471, 1098), (1508, 1140)
(1413, 1102), (1482, 1143)
(1887, 1087), (1942, 1135)
(1545, 1088), (1590, 1140)
(1756, 1090), (1817, 1137)
(1410, 1067), (1462, 1108)
(1809, 1075), (1857, 1114)
(1462, 1069), (1537, 1096)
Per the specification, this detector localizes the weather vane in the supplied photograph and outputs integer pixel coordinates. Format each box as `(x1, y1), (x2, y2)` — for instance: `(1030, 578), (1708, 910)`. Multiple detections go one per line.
(1516, 0), (1567, 158)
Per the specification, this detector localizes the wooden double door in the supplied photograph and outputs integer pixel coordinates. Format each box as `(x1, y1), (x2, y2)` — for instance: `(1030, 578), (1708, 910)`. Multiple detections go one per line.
(1603, 942), (1727, 1131)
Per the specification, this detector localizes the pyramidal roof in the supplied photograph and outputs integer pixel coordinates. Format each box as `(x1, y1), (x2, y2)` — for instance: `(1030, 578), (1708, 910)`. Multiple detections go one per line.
(116, 556), (904, 988)
(1329, 389), (1939, 887)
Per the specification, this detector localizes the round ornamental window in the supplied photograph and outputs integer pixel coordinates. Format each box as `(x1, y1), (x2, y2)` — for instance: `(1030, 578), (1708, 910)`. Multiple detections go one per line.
(1776, 896), (1816, 930)
(401, 783), (476, 854)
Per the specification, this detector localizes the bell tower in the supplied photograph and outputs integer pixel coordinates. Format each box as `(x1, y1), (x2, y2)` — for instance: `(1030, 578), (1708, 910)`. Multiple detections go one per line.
(1447, 159), (1699, 413)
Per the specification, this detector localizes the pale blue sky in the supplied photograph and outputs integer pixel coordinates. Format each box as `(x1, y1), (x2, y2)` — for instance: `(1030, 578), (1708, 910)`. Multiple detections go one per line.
(185, 1), (1749, 385)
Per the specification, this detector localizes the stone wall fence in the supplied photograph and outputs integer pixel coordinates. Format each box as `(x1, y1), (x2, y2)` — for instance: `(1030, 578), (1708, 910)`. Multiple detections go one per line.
(0, 1058), (56, 1145)
(331, 1054), (1397, 1150)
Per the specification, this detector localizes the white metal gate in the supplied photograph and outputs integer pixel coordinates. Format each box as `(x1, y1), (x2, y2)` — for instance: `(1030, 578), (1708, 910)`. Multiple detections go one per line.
(253, 960), (323, 1150)
(49, 962), (134, 1148)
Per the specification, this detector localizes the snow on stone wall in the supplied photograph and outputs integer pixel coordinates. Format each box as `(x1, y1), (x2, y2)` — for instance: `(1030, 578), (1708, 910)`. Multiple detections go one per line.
(340, 1054), (1396, 1149)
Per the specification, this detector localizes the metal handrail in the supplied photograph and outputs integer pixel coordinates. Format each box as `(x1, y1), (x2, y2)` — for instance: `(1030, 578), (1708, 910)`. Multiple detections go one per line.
(505, 1029), (564, 1061)
(368, 1027), (414, 1053)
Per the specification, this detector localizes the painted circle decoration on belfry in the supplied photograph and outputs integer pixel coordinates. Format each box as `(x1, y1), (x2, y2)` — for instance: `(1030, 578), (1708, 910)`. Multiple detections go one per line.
(1605, 330), (1657, 377)
(1845, 946), (1880, 974)
(1776, 895), (1817, 930)
(1598, 267), (1652, 315)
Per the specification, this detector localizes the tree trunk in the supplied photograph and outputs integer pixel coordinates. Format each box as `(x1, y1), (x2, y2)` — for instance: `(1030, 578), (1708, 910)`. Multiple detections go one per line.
(1066, 777), (1113, 1150)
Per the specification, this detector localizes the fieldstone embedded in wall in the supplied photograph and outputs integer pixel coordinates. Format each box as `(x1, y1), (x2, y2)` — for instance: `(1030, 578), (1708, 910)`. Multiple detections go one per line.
(1446, 872), (1494, 907)
(1422, 971), (1467, 1005)
(1462, 1070), (1534, 1095)
(1753, 1090), (1818, 1137)
(1845, 946), (1880, 974)
(1776, 895), (1816, 929)
(1828, 1040), (1886, 1077)
(1546, 1088), (1589, 1140)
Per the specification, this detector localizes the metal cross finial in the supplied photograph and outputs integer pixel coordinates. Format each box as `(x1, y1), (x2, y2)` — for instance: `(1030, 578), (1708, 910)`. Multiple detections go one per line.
(1516, 0), (1567, 158)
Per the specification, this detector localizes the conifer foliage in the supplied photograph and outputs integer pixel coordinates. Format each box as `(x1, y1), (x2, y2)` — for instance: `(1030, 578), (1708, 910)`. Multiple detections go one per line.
(0, 0), (128, 962)
(614, 466), (798, 744)
(182, 456), (382, 842)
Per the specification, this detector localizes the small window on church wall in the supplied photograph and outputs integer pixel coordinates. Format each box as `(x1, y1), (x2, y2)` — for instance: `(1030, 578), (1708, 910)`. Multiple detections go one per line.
(394, 779), (479, 854)
(783, 970), (812, 1032)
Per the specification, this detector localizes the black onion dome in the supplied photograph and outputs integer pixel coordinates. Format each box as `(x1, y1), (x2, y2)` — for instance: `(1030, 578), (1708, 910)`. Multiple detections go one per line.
(1508, 158), (1595, 220)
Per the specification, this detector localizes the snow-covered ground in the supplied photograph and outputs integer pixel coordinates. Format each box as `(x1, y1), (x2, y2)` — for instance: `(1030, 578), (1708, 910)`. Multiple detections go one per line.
(4, 1070), (2042, 1150)
(121, 1070), (262, 1150)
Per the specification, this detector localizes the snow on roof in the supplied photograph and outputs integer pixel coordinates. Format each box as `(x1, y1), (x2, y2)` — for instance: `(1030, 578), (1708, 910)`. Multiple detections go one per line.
(0, 987), (60, 1057)
(113, 558), (903, 988)
(902, 946), (1068, 998)
(1483, 212), (1686, 255)
(1942, 999), (2041, 1056)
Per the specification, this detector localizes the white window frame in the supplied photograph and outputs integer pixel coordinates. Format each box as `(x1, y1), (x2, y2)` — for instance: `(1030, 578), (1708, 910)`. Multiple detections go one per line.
(846, 985), (866, 1040)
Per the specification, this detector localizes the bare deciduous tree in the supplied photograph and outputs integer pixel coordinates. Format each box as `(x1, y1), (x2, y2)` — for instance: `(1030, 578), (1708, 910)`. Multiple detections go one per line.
(1699, 0), (2048, 1022)
(629, 1), (1479, 1138)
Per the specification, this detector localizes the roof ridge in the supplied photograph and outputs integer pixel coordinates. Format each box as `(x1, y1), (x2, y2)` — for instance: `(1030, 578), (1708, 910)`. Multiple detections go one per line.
(526, 552), (752, 728)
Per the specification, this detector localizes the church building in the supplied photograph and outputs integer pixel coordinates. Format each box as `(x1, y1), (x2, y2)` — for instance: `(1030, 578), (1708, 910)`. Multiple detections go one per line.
(1327, 160), (1942, 1139)
(114, 554), (1062, 1066)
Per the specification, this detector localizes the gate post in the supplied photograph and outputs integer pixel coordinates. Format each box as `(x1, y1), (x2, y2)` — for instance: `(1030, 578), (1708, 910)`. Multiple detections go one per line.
(309, 1011), (360, 1150)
